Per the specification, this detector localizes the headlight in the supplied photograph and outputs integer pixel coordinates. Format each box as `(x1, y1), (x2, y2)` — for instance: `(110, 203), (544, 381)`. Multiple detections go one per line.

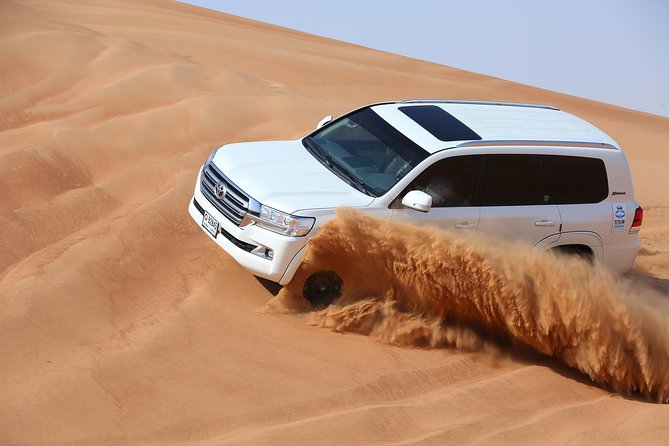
(251, 205), (315, 237)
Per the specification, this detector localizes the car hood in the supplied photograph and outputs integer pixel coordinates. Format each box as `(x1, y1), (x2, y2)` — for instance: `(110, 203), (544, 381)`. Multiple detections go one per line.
(211, 140), (374, 214)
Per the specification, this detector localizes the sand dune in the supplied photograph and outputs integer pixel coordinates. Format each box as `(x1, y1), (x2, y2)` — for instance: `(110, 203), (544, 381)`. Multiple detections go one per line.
(1, 0), (668, 444)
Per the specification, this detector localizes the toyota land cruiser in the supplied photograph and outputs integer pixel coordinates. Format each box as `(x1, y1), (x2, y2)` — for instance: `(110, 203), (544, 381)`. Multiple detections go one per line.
(188, 100), (642, 303)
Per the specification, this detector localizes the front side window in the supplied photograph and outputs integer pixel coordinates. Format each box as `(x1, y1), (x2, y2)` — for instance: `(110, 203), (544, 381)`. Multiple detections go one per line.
(304, 107), (429, 196)
(395, 155), (482, 207)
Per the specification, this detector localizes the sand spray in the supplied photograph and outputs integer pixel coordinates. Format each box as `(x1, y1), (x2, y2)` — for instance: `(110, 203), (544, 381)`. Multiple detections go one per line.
(267, 209), (669, 402)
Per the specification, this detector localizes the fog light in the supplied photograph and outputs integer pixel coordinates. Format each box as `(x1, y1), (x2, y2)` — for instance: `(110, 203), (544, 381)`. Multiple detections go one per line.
(251, 246), (274, 260)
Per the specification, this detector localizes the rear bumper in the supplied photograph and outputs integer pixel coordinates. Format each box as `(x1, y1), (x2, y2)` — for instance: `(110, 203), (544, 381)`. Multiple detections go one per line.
(603, 237), (641, 273)
(188, 170), (307, 285)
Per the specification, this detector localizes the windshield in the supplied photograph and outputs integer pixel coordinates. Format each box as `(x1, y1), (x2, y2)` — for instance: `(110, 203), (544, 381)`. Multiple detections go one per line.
(303, 107), (429, 197)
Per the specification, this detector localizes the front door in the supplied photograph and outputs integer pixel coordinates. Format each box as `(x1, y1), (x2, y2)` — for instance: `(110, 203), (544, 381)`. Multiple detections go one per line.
(391, 155), (482, 232)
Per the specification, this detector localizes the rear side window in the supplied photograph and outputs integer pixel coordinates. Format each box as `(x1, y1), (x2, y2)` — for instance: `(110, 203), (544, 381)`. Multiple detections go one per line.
(480, 155), (542, 205)
(480, 154), (608, 206)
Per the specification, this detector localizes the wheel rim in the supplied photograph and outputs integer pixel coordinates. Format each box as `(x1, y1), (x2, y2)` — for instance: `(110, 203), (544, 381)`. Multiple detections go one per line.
(303, 271), (343, 306)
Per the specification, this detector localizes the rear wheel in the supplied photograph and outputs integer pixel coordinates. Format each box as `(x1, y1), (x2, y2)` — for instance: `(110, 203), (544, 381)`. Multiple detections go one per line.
(553, 245), (594, 264)
(303, 270), (343, 307)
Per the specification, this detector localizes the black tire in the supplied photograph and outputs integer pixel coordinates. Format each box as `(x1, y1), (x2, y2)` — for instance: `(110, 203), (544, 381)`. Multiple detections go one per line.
(303, 270), (343, 307)
(554, 245), (594, 264)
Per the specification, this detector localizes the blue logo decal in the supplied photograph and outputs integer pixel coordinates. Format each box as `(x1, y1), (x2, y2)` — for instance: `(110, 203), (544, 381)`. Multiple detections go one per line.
(615, 205), (625, 219)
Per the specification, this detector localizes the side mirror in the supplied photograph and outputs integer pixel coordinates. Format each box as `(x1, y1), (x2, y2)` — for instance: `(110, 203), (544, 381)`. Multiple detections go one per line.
(316, 115), (333, 129)
(401, 190), (432, 212)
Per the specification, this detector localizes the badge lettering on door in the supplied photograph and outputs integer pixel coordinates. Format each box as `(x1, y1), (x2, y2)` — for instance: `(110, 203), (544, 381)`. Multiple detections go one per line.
(612, 202), (626, 232)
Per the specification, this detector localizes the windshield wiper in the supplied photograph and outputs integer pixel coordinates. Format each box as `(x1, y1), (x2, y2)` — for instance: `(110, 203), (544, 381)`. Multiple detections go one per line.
(328, 158), (372, 195)
(303, 137), (372, 195)
(304, 137), (332, 167)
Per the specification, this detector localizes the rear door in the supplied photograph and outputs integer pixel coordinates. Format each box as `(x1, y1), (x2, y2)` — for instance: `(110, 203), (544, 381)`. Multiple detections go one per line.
(547, 155), (611, 260)
(547, 155), (610, 235)
(391, 155), (481, 231)
(477, 154), (562, 246)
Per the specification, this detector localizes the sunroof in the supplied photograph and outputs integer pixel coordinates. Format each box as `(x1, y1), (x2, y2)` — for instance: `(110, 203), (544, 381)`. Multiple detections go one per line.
(399, 105), (481, 142)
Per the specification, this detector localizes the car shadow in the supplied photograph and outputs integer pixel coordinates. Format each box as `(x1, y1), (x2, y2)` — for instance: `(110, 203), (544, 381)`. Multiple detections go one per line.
(254, 275), (283, 296)
(625, 268), (669, 297)
(451, 322), (665, 404)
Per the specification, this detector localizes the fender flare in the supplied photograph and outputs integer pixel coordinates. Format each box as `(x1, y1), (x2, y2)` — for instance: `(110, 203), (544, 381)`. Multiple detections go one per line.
(548, 231), (603, 262)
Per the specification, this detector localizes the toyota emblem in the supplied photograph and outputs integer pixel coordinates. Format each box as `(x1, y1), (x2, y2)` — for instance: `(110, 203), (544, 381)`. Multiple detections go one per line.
(214, 181), (227, 199)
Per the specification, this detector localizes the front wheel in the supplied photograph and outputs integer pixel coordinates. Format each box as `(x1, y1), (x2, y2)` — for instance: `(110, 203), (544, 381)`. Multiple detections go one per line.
(303, 270), (343, 307)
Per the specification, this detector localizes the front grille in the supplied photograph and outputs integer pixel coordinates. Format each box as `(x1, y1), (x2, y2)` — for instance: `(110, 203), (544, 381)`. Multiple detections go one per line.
(200, 162), (249, 225)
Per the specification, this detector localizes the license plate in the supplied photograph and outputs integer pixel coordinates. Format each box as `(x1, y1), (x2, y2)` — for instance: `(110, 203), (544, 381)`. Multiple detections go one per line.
(202, 211), (219, 237)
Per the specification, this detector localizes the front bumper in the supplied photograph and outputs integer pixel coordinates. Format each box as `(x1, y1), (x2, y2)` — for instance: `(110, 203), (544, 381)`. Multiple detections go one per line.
(188, 170), (308, 285)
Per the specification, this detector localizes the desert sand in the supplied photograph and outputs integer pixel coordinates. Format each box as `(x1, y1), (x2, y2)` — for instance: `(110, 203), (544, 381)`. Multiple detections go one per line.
(1, 0), (669, 445)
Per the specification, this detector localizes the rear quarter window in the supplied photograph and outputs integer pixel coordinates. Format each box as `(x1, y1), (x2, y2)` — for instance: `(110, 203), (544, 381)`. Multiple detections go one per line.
(542, 155), (608, 204)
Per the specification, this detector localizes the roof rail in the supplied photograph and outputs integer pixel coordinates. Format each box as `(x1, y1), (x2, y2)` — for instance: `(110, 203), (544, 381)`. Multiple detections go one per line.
(399, 99), (559, 111)
(456, 139), (619, 150)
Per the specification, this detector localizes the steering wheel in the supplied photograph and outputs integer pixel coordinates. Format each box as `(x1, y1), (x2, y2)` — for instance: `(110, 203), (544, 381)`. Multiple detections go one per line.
(379, 145), (392, 171)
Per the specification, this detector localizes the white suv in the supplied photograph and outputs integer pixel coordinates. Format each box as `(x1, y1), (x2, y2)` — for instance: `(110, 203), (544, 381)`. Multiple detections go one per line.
(188, 100), (642, 303)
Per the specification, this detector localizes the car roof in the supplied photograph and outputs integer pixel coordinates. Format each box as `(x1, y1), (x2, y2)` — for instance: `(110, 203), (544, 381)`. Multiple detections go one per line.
(370, 100), (620, 154)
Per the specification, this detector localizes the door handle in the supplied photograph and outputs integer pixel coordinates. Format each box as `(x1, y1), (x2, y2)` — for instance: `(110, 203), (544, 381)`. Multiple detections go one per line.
(455, 222), (477, 229)
(535, 219), (556, 227)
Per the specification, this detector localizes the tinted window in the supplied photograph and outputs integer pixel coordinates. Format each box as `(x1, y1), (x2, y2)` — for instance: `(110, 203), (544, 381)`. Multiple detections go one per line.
(399, 105), (481, 142)
(480, 154), (608, 206)
(307, 107), (430, 197)
(480, 155), (542, 205)
(542, 156), (608, 204)
(398, 155), (482, 207)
